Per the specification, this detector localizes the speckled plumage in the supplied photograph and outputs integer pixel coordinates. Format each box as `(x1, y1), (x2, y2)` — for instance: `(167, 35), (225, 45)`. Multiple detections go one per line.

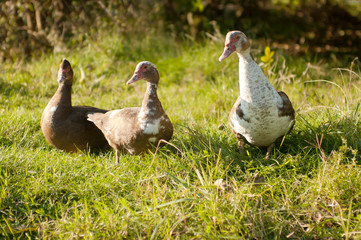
(219, 31), (295, 158)
(87, 61), (173, 162)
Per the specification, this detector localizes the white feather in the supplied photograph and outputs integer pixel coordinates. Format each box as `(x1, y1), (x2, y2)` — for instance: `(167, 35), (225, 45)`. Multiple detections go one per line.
(142, 118), (161, 134)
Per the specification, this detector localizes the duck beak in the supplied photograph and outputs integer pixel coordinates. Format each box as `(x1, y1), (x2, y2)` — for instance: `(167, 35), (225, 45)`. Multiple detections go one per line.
(57, 68), (69, 83)
(58, 74), (66, 83)
(58, 59), (71, 83)
(127, 72), (142, 85)
(219, 44), (235, 62)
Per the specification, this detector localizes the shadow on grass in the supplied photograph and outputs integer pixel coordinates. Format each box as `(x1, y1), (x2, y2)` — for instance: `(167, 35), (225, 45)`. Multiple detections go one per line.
(288, 115), (361, 161)
(162, 116), (361, 179)
(161, 124), (273, 178)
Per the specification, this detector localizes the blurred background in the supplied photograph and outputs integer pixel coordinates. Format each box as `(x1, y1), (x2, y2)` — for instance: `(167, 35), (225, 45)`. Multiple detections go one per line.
(1, 0), (360, 61)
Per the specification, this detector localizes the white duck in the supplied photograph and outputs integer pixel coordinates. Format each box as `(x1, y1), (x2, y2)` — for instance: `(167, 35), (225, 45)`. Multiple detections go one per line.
(219, 31), (295, 158)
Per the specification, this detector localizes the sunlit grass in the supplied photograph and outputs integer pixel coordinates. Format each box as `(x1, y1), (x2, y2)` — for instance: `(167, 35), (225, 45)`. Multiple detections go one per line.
(0, 33), (360, 239)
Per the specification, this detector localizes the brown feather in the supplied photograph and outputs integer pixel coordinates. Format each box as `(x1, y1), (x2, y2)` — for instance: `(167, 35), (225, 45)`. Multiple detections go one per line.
(87, 61), (173, 160)
(41, 59), (109, 152)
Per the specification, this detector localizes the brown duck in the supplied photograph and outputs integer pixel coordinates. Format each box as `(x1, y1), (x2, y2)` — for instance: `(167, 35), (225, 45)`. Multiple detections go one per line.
(41, 59), (109, 152)
(219, 31), (295, 158)
(87, 61), (173, 162)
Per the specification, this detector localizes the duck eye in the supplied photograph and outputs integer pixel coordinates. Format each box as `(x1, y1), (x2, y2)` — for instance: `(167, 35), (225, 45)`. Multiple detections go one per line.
(144, 66), (148, 69)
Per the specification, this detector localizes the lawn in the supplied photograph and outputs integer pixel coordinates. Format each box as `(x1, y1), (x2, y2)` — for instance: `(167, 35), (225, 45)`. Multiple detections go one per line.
(0, 32), (361, 239)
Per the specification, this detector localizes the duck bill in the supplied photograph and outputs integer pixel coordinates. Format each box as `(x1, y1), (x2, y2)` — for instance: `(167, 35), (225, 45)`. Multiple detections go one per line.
(219, 46), (235, 62)
(58, 75), (66, 83)
(127, 73), (142, 85)
(57, 69), (66, 83)
(57, 60), (71, 83)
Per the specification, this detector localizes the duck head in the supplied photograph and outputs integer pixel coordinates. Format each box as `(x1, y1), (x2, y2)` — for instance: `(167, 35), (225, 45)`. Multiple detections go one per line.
(57, 59), (73, 85)
(127, 61), (159, 85)
(219, 31), (250, 62)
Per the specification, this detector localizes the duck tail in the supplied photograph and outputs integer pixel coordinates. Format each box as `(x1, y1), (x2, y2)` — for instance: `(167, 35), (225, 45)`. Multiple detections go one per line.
(87, 112), (103, 123)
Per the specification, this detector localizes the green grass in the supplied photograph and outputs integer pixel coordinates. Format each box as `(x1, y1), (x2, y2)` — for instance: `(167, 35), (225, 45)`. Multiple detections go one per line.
(1, 32), (361, 239)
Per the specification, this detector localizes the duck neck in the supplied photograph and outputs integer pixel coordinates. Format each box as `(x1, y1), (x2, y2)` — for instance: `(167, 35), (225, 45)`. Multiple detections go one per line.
(141, 82), (161, 113)
(237, 50), (278, 103)
(48, 83), (72, 115)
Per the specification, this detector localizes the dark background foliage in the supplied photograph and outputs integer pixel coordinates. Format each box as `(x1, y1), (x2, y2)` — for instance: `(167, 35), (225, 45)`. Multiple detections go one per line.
(1, 0), (360, 61)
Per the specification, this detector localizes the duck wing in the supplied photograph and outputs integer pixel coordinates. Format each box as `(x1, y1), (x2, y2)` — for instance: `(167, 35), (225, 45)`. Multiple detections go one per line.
(87, 107), (141, 146)
(277, 91), (295, 132)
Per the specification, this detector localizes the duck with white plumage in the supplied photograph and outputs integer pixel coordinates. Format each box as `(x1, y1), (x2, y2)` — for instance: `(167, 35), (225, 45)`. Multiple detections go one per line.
(219, 31), (295, 158)
(87, 61), (173, 162)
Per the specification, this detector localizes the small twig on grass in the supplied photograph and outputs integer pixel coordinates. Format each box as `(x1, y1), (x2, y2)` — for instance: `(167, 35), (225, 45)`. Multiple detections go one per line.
(304, 134), (326, 160)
